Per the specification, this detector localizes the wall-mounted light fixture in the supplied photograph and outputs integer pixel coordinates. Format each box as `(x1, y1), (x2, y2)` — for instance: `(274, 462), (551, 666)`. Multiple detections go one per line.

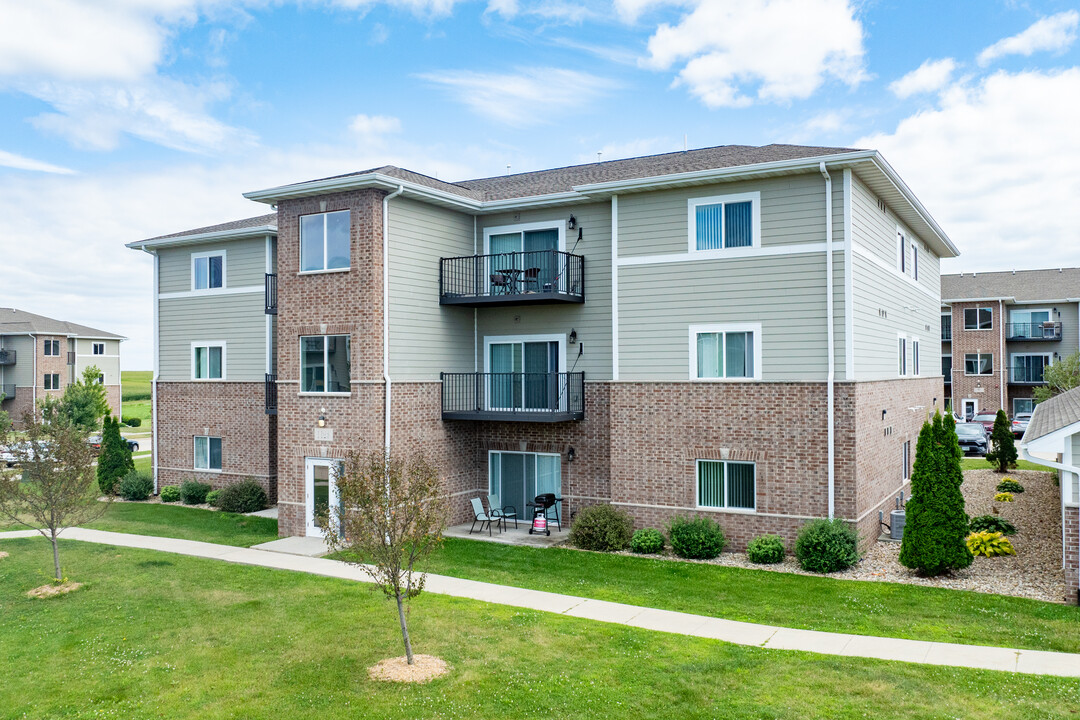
(567, 215), (577, 230)
(569, 329), (577, 344)
(567, 447), (576, 462)
(881, 409), (887, 421)
(933, 397), (938, 406)
(317, 408), (328, 428)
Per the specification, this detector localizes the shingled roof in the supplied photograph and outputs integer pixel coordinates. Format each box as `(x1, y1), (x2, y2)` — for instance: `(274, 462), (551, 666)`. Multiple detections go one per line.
(1023, 385), (1080, 443)
(0, 308), (124, 339)
(145, 213), (278, 242)
(941, 268), (1080, 303)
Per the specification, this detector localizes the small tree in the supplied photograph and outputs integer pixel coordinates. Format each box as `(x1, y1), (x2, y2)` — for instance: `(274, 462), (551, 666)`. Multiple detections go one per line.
(899, 412), (973, 576)
(39, 366), (109, 433)
(1034, 350), (1080, 403)
(322, 451), (447, 666)
(984, 409), (1018, 472)
(96, 416), (133, 495)
(0, 392), (9, 432)
(0, 413), (110, 580)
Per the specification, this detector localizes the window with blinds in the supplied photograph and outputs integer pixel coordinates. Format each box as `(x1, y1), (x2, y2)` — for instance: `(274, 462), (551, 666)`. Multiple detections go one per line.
(697, 460), (756, 510)
(689, 193), (759, 252)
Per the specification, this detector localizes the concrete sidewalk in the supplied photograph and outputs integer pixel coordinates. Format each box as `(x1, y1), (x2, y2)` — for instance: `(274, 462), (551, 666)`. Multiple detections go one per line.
(3, 527), (1079, 678)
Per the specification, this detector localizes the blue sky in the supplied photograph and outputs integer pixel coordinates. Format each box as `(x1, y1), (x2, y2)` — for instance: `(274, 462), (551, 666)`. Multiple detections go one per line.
(1, 0), (1079, 369)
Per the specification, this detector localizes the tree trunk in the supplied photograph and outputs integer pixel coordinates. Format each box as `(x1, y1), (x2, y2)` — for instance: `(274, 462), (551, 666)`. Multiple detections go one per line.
(50, 529), (62, 581)
(395, 590), (414, 665)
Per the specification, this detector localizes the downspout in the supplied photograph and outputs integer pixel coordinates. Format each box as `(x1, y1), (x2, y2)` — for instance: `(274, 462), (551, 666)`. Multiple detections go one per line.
(383, 185), (404, 457)
(150, 248), (160, 494)
(820, 162), (835, 520)
(31, 333), (37, 414)
(474, 215), (478, 373)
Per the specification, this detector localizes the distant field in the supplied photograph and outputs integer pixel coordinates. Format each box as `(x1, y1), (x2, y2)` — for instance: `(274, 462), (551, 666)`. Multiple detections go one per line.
(122, 370), (152, 401)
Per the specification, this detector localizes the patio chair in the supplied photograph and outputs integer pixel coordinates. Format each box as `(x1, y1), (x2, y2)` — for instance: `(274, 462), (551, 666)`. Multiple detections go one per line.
(470, 497), (500, 536)
(487, 494), (518, 529)
(490, 273), (512, 295)
(521, 267), (541, 293)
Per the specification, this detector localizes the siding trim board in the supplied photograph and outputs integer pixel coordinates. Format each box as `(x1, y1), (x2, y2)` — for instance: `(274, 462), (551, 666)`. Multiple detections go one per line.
(159, 286), (262, 300)
(618, 240), (842, 267)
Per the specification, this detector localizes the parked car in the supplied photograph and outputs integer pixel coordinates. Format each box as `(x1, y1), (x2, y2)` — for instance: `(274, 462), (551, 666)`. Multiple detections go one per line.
(955, 422), (990, 456)
(972, 412), (998, 434)
(0, 446), (15, 467)
(87, 436), (140, 453)
(1012, 412), (1032, 438)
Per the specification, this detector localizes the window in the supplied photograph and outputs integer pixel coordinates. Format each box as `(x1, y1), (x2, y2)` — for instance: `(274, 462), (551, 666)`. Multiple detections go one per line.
(484, 222), (564, 294)
(192, 251), (225, 290)
(43, 339), (60, 356)
(485, 336), (563, 411)
(696, 460), (756, 510)
(898, 336), (907, 376)
(1013, 398), (1035, 415)
(192, 343), (224, 380)
(897, 228), (919, 280)
(489, 451), (561, 517)
(912, 338), (920, 376)
(965, 353), (993, 376)
(92, 342), (105, 355)
(688, 192), (760, 252)
(43, 373), (60, 390)
(941, 312), (951, 341)
(194, 436), (222, 471)
(300, 209), (350, 272)
(902, 441), (912, 481)
(942, 355), (952, 383)
(690, 324), (761, 381)
(1012, 354), (1051, 384)
(964, 307), (993, 331)
(301, 335), (351, 393)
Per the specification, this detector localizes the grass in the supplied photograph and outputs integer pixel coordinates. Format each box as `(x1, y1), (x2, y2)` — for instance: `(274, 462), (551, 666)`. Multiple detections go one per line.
(961, 457), (1052, 472)
(133, 454), (151, 475)
(1, 539), (1077, 719)
(411, 538), (1080, 654)
(121, 370), (152, 402)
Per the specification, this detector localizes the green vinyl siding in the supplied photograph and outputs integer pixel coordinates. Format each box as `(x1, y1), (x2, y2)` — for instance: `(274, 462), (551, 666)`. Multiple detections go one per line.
(158, 294), (266, 382)
(73, 338), (121, 386)
(0, 335), (35, 387)
(158, 236), (269, 293)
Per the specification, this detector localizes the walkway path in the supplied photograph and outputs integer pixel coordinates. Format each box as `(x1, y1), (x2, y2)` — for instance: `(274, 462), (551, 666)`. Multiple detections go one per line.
(3, 528), (1079, 678)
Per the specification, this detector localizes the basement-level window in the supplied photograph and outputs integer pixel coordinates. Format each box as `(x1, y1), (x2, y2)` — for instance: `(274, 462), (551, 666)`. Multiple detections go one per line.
(194, 436), (222, 471)
(696, 460), (756, 510)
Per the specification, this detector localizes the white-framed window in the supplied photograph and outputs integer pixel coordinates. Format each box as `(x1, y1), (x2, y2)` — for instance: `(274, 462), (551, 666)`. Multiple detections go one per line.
(300, 335), (351, 393)
(191, 343), (225, 380)
(942, 354), (952, 383)
(696, 459), (756, 511)
(964, 353), (993, 376)
(483, 221), (566, 295)
(964, 307), (993, 331)
(688, 192), (761, 252)
(43, 373), (60, 390)
(912, 338), (920, 376)
(940, 312), (952, 341)
(43, 339), (60, 356)
(689, 323), (761, 381)
(1011, 353), (1051, 384)
(92, 342), (105, 355)
(191, 250), (226, 290)
(300, 209), (350, 272)
(896, 227), (919, 281)
(898, 335), (908, 376)
(1013, 398), (1035, 415)
(901, 440), (912, 481)
(194, 436), (222, 471)
(488, 450), (562, 516)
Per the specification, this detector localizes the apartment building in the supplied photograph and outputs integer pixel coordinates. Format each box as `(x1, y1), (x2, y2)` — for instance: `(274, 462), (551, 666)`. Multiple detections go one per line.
(0, 308), (124, 426)
(941, 268), (1080, 419)
(130, 144), (954, 547)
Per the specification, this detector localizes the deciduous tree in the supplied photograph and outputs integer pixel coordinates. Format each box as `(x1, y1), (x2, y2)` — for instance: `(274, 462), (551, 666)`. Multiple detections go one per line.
(1034, 350), (1080, 403)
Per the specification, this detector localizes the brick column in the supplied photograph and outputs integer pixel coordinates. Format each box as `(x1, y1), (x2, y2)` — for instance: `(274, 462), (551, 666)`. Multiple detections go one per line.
(1066, 505), (1079, 606)
(948, 301), (1004, 416)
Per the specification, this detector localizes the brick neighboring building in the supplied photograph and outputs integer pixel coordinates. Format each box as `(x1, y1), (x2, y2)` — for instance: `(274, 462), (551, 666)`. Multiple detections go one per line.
(131, 144), (956, 551)
(0, 308), (124, 428)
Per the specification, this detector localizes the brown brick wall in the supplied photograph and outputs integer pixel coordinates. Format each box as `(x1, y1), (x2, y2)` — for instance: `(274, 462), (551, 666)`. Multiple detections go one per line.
(156, 381), (276, 499)
(947, 301), (1006, 416)
(1065, 505), (1079, 605)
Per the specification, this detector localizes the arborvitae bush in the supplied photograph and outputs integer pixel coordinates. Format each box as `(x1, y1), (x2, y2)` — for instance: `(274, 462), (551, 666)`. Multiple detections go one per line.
(794, 519), (858, 572)
(899, 412), (973, 576)
(96, 416), (133, 495)
(217, 478), (268, 514)
(985, 409), (1018, 472)
(746, 534), (786, 564)
(569, 504), (634, 552)
(629, 528), (665, 554)
(667, 516), (726, 559)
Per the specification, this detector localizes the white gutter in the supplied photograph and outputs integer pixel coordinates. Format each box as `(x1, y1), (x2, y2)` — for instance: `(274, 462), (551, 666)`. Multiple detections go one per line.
(820, 162), (835, 520)
(383, 185), (405, 457)
(31, 333), (37, 412)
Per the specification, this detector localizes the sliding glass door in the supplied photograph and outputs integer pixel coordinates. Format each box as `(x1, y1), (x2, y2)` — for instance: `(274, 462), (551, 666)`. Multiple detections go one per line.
(488, 340), (560, 411)
(489, 451), (561, 518)
(487, 228), (561, 294)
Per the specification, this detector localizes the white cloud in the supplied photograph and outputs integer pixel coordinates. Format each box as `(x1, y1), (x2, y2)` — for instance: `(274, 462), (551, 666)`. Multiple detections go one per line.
(576, 136), (677, 164)
(889, 58), (957, 99)
(485, 0), (518, 17)
(0, 149), (76, 175)
(349, 113), (402, 138)
(857, 68), (1080, 272)
(643, 0), (868, 108)
(613, 0), (686, 23)
(417, 67), (616, 125)
(978, 10), (1079, 66)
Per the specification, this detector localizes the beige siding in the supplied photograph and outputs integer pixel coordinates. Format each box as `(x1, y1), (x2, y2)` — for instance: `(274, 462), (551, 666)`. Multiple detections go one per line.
(158, 236), (268, 293)
(476, 202), (612, 379)
(387, 197), (475, 381)
(73, 338), (121, 386)
(158, 295), (266, 382)
(0, 335), (35, 387)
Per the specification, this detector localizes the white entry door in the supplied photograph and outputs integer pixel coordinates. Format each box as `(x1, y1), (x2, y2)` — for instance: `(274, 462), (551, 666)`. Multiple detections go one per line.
(305, 457), (342, 537)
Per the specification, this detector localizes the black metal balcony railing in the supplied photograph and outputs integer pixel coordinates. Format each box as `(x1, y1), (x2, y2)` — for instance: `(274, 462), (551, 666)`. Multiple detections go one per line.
(1010, 366), (1047, 384)
(1006, 322), (1061, 341)
(265, 273), (278, 315)
(440, 250), (585, 306)
(0, 349), (14, 366)
(441, 372), (585, 422)
(265, 373), (278, 415)
(0, 384), (14, 401)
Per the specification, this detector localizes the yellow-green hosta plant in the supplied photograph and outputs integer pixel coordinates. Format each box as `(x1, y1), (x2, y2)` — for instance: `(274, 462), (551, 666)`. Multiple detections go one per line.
(966, 531), (1016, 557)
(993, 492), (1014, 502)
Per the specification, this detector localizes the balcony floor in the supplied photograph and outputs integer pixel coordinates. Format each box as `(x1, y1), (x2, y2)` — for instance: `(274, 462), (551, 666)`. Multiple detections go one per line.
(443, 410), (584, 423)
(440, 291), (584, 307)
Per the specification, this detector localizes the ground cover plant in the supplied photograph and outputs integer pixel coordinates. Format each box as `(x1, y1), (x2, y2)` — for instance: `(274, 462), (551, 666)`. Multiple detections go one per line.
(1, 539), (1078, 719)
(996, 478), (1025, 493)
(966, 532), (1016, 558)
(967, 515), (1017, 536)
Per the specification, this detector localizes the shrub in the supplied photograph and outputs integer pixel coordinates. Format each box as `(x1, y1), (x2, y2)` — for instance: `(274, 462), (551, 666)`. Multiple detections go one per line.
(746, 534), (786, 564)
(966, 531), (1016, 557)
(994, 492), (1014, 503)
(179, 480), (211, 505)
(96, 416), (133, 495)
(667, 516), (726, 559)
(159, 485), (181, 503)
(569, 504), (634, 552)
(206, 489), (222, 508)
(121, 416), (142, 427)
(217, 478), (269, 514)
(629, 528), (665, 554)
(118, 470), (153, 501)
(985, 409), (1018, 472)
(968, 515), (1017, 536)
(996, 478), (1025, 494)
(795, 519), (859, 573)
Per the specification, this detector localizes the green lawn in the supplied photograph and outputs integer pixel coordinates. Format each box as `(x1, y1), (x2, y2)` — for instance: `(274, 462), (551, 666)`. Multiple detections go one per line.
(1, 540), (1076, 719)
(122, 370), (152, 402)
(133, 454), (151, 475)
(961, 457), (1053, 472)
(410, 538), (1080, 654)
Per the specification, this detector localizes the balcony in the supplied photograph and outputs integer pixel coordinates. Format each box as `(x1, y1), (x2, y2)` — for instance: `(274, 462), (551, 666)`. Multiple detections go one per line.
(265, 373), (278, 415)
(441, 372), (585, 422)
(265, 273), (277, 315)
(67, 351), (76, 365)
(941, 327), (951, 342)
(1006, 322), (1061, 341)
(0, 384), (14, 402)
(0, 349), (14, 366)
(943, 368), (951, 384)
(1009, 366), (1047, 385)
(440, 250), (585, 307)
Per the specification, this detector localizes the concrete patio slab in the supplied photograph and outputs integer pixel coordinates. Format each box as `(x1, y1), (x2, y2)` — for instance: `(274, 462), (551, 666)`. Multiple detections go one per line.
(250, 536), (329, 557)
(246, 506), (279, 519)
(443, 522), (566, 547)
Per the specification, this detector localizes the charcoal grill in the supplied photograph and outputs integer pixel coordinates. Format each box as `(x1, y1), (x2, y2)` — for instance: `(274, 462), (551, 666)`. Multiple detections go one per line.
(527, 493), (562, 535)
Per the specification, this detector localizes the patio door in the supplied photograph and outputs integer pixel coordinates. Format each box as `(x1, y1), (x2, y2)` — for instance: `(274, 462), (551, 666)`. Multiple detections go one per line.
(489, 451), (561, 519)
(487, 339), (560, 411)
(305, 457), (342, 537)
(1012, 354), (1050, 384)
(1011, 309), (1050, 339)
(486, 227), (561, 293)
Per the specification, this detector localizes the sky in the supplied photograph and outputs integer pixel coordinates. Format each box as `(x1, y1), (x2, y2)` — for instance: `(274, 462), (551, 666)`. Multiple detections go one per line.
(1, 0), (1079, 370)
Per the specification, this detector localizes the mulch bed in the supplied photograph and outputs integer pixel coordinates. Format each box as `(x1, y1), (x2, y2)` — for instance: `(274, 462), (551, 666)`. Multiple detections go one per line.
(367, 655), (449, 683)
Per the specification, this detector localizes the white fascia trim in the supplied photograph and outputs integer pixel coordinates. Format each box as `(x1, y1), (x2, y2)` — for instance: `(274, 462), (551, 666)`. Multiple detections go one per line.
(686, 191), (761, 253)
(688, 322), (763, 382)
(941, 296), (1016, 303)
(611, 195), (620, 382)
(127, 226), (277, 251)
(619, 240), (842, 267)
(159, 286), (262, 300)
(190, 248), (227, 292)
(866, 153), (959, 258)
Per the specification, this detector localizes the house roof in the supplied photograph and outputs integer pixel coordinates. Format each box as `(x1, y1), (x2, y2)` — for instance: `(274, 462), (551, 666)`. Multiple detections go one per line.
(941, 268), (1080, 303)
(128, 213), (278, 249)
(146, 213), (278, 241)
(1023, 385), (1080, 443)
(0, 308), (124, 339)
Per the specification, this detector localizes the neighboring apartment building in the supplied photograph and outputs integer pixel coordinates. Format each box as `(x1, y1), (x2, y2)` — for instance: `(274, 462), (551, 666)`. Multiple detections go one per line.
(0, 308), (124, 426)
(941, 268), (1080, 419)
(130, 144), (954, 547)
